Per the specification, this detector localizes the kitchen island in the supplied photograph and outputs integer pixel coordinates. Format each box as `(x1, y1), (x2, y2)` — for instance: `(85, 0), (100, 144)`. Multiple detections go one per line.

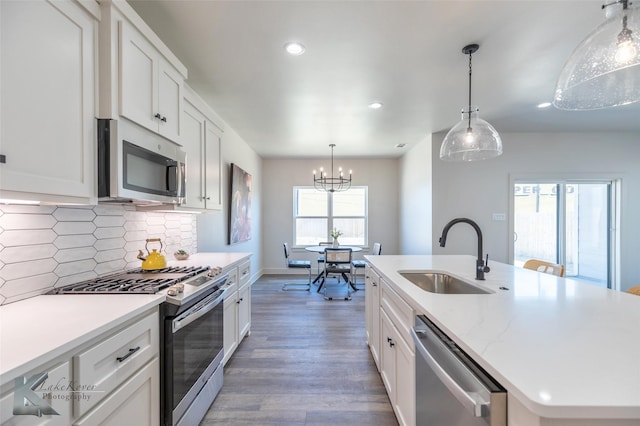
(366, 255), (640, 425)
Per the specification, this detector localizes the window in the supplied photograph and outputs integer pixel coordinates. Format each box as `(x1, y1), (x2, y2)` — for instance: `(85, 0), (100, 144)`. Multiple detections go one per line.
(294, 187), (367, 246)
(511, 179), (619, 288)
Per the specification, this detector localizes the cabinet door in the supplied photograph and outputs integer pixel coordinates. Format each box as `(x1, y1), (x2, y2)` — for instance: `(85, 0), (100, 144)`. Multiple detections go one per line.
(394, 331), (415, 426)
(237, 283), (251, 340)
(73, 358), (159, 426)
(223, 291), (239, 365)
(0, 0), (96, 201)
(181, 102), (206, 209)
(366, 267), (381, 369)
(0, 360), (72, 425)
(73, 311), (159, 416)
(204, 121), (223, 210)
(379, 309), (396, 402)
(157, 59), (183, 141)
(119, 21), (157, 134)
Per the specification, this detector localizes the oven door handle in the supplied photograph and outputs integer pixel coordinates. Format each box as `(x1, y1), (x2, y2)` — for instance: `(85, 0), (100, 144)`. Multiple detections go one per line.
(172, 288), (226, 333)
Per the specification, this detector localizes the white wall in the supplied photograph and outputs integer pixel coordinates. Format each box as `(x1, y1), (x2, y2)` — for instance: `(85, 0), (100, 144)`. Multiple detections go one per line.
(197, 125), (262, 280)
(399, 136), (433, 254)
(261, 158), (399, 273)
(431, 131), (640, 291)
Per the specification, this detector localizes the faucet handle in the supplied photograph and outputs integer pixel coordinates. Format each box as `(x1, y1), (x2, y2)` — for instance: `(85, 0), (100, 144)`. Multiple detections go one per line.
(483, 254), (491, 273)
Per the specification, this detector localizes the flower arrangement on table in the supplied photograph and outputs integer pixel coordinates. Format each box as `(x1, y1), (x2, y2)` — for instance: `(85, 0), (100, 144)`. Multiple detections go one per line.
(329, 229), (343, 247)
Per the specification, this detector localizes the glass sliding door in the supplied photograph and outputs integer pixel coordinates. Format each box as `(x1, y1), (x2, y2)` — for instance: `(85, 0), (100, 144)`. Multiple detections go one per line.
(514, 183), (559, 268)
(565, 183), (610, 285)
(513, 180), (613, 288)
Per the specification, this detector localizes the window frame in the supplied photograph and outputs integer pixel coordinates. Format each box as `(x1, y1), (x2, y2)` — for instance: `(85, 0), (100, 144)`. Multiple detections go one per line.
(293, 186), (368, 248)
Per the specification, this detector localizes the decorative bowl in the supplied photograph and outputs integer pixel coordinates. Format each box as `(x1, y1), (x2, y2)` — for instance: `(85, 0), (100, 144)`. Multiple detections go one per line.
(174, 252), (189, 261)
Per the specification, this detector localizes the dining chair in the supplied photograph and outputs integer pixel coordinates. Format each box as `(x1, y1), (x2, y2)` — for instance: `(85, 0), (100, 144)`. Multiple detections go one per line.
(315, 241), (333, 275)
(282, 242), (312, 291)
(522, 259), (565, 277)
(626, 285), (640, 296)
(351, 242), (382, 289)
(322, 248), (353, 300)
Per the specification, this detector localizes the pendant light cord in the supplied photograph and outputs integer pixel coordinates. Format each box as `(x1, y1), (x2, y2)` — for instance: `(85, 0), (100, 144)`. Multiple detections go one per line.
(467, 50), (473, 131)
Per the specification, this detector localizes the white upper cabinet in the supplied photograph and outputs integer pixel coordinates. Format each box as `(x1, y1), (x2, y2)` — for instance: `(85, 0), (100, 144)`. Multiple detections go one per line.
(0, 0), (99, 204)
(119, 20), (183, 142)
(181, 85), (223, 210)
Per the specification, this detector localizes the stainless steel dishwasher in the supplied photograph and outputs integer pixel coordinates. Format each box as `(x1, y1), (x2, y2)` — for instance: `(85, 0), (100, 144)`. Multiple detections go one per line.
(411, 315), (507, 426)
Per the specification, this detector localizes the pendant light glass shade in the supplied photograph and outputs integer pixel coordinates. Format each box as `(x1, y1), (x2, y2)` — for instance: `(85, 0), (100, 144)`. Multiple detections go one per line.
(440, 44), (503, 162)
(440, 107), (503, 161)
(553, 1), (640, 110)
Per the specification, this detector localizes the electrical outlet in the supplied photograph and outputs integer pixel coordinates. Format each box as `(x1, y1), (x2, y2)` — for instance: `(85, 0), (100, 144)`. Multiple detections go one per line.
(492, 213), (506, 221)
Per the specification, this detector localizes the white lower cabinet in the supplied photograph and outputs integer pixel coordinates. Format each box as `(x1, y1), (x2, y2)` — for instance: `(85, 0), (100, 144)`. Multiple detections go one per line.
(0, 308), (159, 426)
(365, 265), (381, 370)
(377, 274), (415, 426)
(237, 261), (252, 339)
(0, 361), (73, 425)
(223, 259), (252, 365)
(73, 310), (159, 416)
(223, 267), (240, 364)
(73, 358), (158, 426)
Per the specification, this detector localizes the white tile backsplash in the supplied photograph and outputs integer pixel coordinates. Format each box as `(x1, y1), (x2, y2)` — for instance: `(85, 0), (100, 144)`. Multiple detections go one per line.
(0, 205), (198, 305)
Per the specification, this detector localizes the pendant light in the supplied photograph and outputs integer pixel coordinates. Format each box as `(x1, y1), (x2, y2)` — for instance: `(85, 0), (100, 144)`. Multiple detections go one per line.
(313, 144), (352, 192)
(553, 0), (640, 110)
(440, 44), (503, 162)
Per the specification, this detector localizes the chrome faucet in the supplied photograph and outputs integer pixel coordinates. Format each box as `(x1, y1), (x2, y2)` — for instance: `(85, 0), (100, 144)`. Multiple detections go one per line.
(439, 218), (490, 280)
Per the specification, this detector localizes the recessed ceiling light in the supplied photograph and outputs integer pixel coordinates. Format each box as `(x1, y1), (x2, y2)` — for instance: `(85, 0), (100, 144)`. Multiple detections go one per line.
(368, 102), (383, 109)
(537, 102), (552, 109)
(284, 42), (305, 56)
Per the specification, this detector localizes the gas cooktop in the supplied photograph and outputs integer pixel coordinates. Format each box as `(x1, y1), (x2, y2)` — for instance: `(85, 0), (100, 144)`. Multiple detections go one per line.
(48, 266), (211, 295)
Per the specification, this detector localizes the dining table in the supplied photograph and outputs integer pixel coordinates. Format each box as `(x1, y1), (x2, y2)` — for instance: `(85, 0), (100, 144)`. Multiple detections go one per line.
(305, 245), (362, 292)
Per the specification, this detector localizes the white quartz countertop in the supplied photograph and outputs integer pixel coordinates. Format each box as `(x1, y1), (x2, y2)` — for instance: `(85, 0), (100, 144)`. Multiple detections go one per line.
(0, 294), (164, 386)
(366, 255), (640, 420)
(0, 252), (251, 387)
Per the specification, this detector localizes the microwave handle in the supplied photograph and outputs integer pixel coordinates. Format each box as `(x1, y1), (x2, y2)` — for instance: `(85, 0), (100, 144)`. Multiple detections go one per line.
(166, 162), (178, 192)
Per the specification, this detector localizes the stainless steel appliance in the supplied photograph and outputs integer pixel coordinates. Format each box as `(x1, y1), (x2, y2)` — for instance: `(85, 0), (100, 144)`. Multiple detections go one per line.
(97, 118), (186, 205)
(411, 315), (507, 426)
(161, 271), (227, 426)
(48, 265), (229, 426)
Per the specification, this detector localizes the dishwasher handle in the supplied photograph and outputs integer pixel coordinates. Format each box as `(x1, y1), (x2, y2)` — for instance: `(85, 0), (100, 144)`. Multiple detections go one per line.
(411, 327), (488, 417)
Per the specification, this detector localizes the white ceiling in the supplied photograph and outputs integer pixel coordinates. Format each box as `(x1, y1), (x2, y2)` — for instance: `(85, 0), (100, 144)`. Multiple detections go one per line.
(128, 0), (640, 158)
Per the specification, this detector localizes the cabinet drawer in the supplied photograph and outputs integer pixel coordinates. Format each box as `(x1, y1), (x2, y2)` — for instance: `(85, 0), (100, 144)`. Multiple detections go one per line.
(224, 267), (239, 294)
(381, 279), (414, 347)
(73, 311), (159, 416)
(238, 260), (251, 287)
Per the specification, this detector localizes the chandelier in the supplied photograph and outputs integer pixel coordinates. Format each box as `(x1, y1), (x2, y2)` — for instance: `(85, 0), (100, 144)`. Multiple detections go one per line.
(313, 144), (352, 192)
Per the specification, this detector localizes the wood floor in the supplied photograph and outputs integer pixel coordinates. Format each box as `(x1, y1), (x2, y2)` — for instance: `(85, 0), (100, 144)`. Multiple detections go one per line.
(200, 274), (398, 426)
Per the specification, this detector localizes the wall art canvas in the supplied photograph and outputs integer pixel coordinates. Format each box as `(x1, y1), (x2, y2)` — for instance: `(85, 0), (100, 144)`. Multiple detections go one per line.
(229, 163), (252, 244)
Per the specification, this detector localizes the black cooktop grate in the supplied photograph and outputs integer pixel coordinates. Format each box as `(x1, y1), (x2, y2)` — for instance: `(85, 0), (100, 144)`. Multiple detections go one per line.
(48, 266), (211, 294)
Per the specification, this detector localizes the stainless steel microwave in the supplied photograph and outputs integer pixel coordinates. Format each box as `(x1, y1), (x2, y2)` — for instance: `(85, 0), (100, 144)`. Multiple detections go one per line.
(97, 118), (185, 205)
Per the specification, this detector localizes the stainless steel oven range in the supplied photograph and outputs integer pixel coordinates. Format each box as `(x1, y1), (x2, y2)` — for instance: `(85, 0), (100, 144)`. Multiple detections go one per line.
(49, 265), (229, 426)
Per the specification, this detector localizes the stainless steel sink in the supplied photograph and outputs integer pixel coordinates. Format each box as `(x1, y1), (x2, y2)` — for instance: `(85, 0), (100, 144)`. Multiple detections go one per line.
(399, 272), (492, 294)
